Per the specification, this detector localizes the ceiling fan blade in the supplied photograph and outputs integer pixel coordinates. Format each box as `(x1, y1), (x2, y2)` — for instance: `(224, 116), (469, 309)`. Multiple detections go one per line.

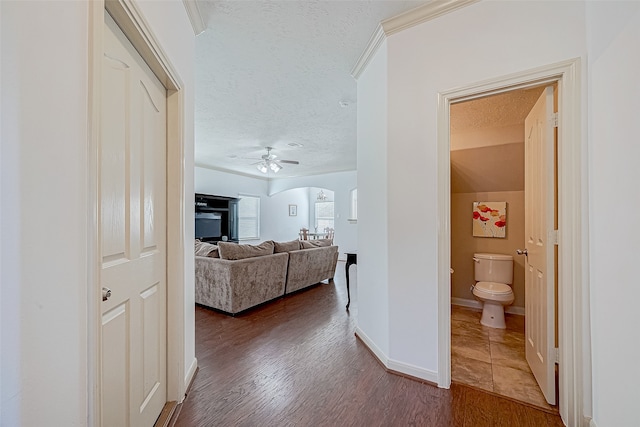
(280, 160), (299, 165)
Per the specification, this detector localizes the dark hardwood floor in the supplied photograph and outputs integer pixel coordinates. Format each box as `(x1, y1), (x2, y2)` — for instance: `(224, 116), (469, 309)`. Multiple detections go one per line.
(175, 262), (564, 426)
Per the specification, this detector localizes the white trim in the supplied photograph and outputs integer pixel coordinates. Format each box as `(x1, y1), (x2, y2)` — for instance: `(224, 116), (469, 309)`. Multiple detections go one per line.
(350, 25), (385, 79)
(387, 359), (439, 384)
(588, 418), (597, 427)
(88, 0), (188, 423)
(105, 0), (181, 91)
(87, 5), (103, 424)
(381, 0), (479, 36)
(451, 297), (481, 311)
(354, 327), (388, 366)
(437, 58), (590, 427)
(356, 328), (438, 383)
(451, 297), (525, 316)
(166, 87), (187, 404)
(351, 0), (478, 79)
(182, 0), (206, 36)
(184, 357), (198, 395)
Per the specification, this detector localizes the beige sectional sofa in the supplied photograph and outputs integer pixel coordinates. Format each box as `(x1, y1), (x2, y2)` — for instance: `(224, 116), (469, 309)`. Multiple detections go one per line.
(285, 244), (339, 294)
(194, 238), (338, 315)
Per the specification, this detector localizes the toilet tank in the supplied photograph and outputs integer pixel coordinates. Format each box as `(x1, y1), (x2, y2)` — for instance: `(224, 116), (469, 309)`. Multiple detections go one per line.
(473, 253), (513, 284)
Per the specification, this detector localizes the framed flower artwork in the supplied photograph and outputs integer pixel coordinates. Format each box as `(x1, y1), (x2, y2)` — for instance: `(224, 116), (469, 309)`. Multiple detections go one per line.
(472, 202), (507, 238)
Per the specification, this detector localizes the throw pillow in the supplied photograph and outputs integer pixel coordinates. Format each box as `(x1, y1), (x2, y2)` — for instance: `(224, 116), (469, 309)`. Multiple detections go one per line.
(300, 238), (333, 249)
(218, 241), (275, 260)
(273, 240), (301, 253)
(195, 240), (219, 257)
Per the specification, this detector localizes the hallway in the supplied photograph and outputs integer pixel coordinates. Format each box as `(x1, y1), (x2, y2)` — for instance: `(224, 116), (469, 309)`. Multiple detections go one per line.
(174, 263), (562, 426)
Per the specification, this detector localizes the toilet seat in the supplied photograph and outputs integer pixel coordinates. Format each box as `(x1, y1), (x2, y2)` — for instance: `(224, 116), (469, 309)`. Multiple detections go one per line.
(475, 281), (512, 295)
(473, 281), (514, 304)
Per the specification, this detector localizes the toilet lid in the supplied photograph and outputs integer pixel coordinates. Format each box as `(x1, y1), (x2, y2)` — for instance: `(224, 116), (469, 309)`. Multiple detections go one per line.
(475, 281), (512, 295)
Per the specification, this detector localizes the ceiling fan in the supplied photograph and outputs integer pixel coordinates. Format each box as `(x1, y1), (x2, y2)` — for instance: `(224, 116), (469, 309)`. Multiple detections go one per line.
(252, 146), (299, 174)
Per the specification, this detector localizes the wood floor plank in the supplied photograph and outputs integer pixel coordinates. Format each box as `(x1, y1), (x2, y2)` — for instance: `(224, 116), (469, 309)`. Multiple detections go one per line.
(176, 263), (563, 426)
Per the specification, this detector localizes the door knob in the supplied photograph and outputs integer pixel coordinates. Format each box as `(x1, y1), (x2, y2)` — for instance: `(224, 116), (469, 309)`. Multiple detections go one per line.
(516, 249), (528, 256)
(102, 287), (112, 301)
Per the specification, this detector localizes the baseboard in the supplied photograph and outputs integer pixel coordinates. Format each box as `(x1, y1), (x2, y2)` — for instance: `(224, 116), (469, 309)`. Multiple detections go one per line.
(451, 297), (525, 316)
(387, 358), (439, 384)
(355, 327), (438, 384)
(354, 327), (389, 366)
(184, 357), (198, 400)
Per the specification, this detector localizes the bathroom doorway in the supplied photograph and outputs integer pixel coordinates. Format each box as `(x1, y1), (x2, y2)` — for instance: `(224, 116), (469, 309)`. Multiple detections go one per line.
(437, 59), (588, 426)
(448, 85), (558, 411)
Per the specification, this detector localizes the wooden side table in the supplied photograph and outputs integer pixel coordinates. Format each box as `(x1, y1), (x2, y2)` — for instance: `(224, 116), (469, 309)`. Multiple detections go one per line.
(345, 252), (357, 309)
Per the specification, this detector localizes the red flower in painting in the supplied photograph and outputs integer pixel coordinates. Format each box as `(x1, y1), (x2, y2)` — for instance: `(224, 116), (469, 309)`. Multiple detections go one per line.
(473, 211), (481, 219)
(480, 216), (490, 222)
(478, 204), (492, 213)
(495, 220), (506, 228)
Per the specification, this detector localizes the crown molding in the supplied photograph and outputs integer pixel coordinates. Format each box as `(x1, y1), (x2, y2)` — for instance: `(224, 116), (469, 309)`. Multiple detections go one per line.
(351, 0), (479, 79)
(381, 0), (479, 36)
(182, 0), (206, 36)
(350, 24), (386, 80)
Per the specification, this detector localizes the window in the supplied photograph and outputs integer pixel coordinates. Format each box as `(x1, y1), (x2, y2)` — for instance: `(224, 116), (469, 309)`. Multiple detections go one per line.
(315, 201), (334, 231)
(238, 195), (260, 240)
(349, 188), (357, 222)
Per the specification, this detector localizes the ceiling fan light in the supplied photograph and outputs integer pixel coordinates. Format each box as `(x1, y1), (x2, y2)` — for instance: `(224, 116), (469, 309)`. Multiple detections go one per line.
(256, 162), (268, 173)
(269, 161), (281, 173)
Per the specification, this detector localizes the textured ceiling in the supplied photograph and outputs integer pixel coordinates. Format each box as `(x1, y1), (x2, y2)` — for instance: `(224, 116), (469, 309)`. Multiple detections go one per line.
(194, 0), (426, 178)
(450, 86), (545, 133)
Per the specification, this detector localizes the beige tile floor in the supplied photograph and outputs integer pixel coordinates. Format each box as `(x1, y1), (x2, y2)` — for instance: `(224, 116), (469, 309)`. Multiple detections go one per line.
(451, 305), (558, 412)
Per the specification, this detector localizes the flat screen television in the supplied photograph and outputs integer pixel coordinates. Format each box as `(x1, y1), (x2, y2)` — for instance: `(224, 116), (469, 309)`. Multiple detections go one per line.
(195, 212), (222, 240)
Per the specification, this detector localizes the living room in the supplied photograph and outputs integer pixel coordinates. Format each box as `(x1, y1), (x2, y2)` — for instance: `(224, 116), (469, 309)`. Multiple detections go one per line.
(194, 165), (357, 258)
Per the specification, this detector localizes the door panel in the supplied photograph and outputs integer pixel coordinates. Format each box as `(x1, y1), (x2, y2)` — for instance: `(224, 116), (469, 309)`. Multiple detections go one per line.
(102, 304), (129, 427)
(101, 12), (167, 427)
(524, 85), (556, 405)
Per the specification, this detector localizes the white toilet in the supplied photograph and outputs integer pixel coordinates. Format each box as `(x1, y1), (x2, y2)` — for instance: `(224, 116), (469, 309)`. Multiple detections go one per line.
(472, 253), (514, 329)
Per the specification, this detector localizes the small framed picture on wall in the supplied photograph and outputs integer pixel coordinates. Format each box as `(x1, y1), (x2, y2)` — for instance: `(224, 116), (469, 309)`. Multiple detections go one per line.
(289, 204), (297, 216)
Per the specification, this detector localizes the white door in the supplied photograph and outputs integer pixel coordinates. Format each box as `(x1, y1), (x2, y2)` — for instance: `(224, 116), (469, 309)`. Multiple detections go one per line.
(523, 85), (556, 405)
(100, 12), (167, 427)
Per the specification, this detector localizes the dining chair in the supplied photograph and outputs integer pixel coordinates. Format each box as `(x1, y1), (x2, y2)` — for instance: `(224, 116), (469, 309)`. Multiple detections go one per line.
(299, 228), (309, 240)
(324, 227), (335, 241)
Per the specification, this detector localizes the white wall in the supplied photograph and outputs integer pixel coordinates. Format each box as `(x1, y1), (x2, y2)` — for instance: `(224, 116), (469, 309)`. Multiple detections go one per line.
(0, 1), (195, 425)
(358, 0), (588, 386)
(269, 171), (358, 257)
(356, 39), (390, 357)
(586, 2), (640, 425)
(1, 3), (91, 424)
(262, 187), (310, 242)
(0, 7), (3, 421)
(196, 167), (357, 258)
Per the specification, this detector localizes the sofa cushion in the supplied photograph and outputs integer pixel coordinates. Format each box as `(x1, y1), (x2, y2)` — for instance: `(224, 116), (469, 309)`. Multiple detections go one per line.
(273, 240), (301, 253)
(300, 239), (333, 249)
(218, 241), (275, 260)
(195, 240), (220, 258)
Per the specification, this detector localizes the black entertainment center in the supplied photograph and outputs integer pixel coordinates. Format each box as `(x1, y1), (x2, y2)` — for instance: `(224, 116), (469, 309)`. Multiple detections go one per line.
(195, 193), (239, 243)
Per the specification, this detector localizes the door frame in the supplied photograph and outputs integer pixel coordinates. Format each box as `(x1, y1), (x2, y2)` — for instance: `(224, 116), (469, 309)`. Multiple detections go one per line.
(87, 0), (187, 425)
(436, 58), (591, 426)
